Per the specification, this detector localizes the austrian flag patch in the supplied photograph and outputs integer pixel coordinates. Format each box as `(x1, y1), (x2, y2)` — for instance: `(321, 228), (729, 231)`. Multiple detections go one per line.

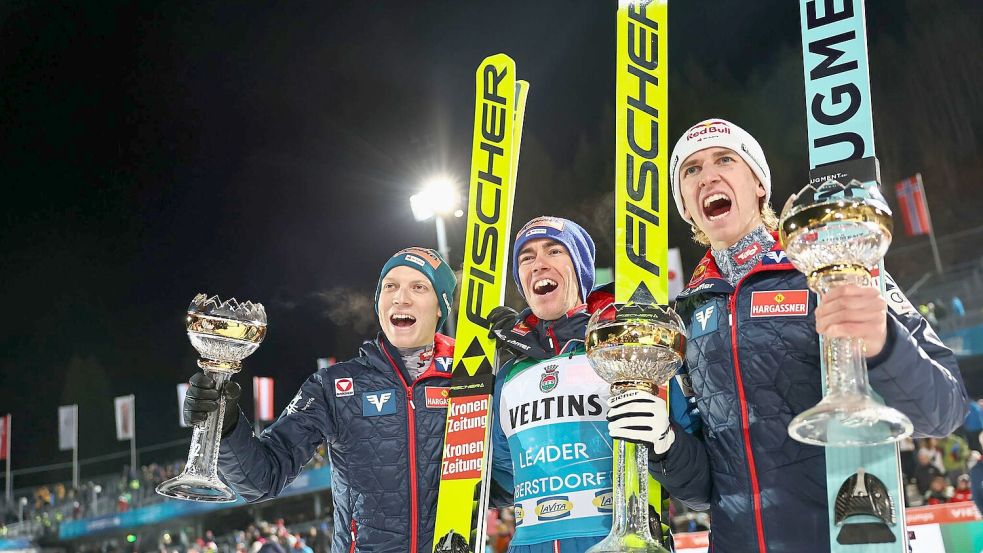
(334, 378), (354, 397)
(750, 290), (809, 317)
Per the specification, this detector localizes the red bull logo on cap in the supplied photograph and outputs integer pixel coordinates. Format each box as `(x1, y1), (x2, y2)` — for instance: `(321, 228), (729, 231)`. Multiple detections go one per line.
(685, 120), (732, 142)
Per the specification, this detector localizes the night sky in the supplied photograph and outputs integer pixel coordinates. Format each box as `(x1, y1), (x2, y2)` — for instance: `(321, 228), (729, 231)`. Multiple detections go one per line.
(2, 1), (980, 489)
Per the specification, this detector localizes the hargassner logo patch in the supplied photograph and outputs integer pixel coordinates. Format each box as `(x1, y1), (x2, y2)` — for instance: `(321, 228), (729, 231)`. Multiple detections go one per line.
(535, 496), (573, 521)
(750, 290), (809, 318)
(334, 378), (354, 397)
(362, 389), (397, 416)
(424, 386), (449, 409)
(691, 303), (718, 338)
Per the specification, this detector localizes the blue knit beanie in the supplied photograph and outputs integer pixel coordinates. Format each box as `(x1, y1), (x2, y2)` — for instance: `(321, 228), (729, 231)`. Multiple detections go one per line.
(511, 216), (596, 302)
(374, 247), (457, 332)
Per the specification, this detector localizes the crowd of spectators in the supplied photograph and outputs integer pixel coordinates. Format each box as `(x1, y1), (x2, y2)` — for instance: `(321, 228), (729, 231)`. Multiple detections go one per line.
(4, 410), (983, 550)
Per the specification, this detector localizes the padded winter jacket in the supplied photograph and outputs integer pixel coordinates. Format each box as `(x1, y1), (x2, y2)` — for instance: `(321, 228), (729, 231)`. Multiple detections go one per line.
(653, 239), (968, 553)
(218, 333), (454, 553)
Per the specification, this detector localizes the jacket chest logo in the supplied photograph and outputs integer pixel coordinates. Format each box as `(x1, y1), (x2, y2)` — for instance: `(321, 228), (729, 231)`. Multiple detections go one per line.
(434, 356), (453, 373)
(539, 364), (559, 393)
(691, 303), (719, 338)
(750, 290), (809, 317)
(424, 386), (449, 409)
(362, 389), (397, 416)
(762, 251), (788, 265)
(334, 378), (354, 397)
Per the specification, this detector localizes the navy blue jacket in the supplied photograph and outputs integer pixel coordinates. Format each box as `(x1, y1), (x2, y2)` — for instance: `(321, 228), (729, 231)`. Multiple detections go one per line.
(218, 334), (454, 553)
(652, 241), (967, 553)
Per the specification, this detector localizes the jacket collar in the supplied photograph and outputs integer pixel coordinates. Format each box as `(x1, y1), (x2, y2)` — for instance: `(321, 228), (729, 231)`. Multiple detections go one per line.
(677, 231), (796, 300)
(502, 285), (615, 360)
(361, 333), (454, 383)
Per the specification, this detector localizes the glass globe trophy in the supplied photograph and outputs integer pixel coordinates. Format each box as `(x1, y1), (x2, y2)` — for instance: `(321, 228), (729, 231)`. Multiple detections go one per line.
(780, 179), (912, 447)
(584, 303), (687, 553)
(156, 293), (267, 502)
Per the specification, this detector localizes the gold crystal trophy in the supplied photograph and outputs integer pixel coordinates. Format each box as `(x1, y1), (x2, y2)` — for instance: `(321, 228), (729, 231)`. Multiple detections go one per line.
(156, 293), (267, 502)
(780, 179), (912, 447)
(585, 303), (686, 553)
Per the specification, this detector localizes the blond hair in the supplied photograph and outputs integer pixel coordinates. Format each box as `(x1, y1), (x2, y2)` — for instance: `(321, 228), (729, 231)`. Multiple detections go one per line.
(690, 199), (779, 246)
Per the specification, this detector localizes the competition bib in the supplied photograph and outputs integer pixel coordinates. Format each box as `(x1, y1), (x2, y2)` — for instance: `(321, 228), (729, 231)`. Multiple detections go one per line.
(500, 354), (613, 543)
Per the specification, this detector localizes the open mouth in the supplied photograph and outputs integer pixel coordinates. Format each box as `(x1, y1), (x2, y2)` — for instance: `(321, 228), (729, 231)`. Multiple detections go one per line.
(702, 192), (733, 221)
(532, 278), (558, 296)
(390, 313), (416, 328)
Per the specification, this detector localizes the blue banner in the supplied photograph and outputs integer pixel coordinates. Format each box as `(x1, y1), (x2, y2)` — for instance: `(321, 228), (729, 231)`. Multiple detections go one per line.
(58, 466), (331, 540)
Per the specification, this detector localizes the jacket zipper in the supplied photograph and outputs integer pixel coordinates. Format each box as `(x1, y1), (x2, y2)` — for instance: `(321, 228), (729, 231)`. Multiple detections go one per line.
(546, 325), (560, 355)
(349, 518), (357, 553)
(380, 341), (419, 553)
(728, 282), (767, 553)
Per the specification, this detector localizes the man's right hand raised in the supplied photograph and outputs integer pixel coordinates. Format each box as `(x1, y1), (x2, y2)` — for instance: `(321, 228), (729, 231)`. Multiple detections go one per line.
(487, 305), (520, 341)
(184, 372), (242, 436)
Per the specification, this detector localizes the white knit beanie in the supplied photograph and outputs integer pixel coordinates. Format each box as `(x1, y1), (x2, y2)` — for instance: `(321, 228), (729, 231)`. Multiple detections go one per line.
(669, 118), (771, 223)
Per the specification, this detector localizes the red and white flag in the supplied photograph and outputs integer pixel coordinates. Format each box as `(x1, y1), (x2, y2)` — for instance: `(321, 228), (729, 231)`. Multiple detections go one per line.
(895, 174), (932, 236)
(176, 383), (190, 427)
(253, 377), (275, 421)
(58, 405), (77, 451)
(0, 414), (10, 461)
(668, 248), (684, 299)
(114, 395), (135, 441)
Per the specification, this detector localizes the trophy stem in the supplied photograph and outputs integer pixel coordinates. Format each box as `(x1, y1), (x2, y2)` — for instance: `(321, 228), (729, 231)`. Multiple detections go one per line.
(156, 368), (237, 502)
(787, 268), (913, 447)
(587, 382), (668, 553)
(587, 439), (668, 553)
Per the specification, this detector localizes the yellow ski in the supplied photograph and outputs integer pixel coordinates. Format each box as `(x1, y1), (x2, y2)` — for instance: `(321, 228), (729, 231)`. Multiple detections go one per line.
(614, 0), (672, 544)
(433, 53), (528, 553)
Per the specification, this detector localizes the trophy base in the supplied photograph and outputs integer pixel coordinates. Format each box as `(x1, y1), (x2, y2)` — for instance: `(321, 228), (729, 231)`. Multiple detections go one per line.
(586, 532), (670, 553)
(788, 394), (913, 447)
(156, 474), (237, 503)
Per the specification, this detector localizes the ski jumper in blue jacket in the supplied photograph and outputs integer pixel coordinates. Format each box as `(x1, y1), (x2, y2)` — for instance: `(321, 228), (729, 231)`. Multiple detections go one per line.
(490, 292), (697, 553)
(217, 247), (458, 553)
(653, 118), (969, 553)
(655, 239), (967, 553)
(488, 216), (696, 553)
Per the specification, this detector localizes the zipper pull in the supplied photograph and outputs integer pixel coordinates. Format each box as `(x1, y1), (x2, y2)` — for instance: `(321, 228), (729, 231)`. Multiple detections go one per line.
(408, 390), (415, 410)
(729, 313), (733, 327)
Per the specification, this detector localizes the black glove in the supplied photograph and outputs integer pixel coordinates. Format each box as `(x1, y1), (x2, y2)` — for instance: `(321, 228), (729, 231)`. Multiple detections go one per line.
(183, 372), (242, 436)
(486, 305), (519, 341)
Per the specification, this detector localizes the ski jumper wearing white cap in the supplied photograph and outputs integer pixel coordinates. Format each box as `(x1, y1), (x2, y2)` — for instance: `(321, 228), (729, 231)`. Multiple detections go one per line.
(612, 118), (969, 553)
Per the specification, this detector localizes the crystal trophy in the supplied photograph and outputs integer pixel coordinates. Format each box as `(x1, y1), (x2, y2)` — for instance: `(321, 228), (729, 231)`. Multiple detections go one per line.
(780, 179), (912, 446)
(584, 303), (687, 553)
(156, 293), (267, 502)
